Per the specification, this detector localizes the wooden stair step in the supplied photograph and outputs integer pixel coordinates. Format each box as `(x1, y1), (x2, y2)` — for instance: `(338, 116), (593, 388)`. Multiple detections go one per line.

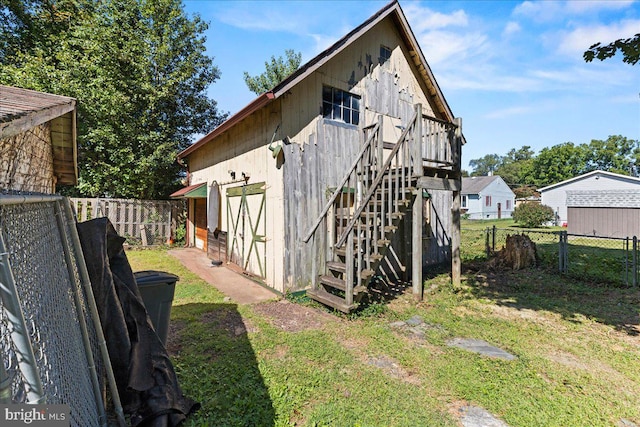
(320, 274), (346, 291)
(307, 288), (355, 313)
(327, 261), (346, 273)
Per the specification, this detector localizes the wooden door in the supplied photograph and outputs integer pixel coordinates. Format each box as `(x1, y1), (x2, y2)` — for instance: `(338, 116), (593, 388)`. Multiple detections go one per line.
(194, 198), (207, 250)
(226, 183), (266, 279)
(497, 202), (502, 219)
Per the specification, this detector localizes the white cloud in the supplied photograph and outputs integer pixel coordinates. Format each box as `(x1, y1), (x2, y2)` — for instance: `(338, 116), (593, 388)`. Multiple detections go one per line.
(513, 1), (564, 22)
(503, 21), (521, 37)
(556, 19), (640, 56)
(403, 3), (469, 32)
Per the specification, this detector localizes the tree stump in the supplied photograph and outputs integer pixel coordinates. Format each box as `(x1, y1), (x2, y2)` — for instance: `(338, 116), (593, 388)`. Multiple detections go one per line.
(489, 234), (537, 270)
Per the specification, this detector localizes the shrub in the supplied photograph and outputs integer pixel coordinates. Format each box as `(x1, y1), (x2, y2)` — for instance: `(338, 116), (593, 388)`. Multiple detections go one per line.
(513, 203), (555, 228)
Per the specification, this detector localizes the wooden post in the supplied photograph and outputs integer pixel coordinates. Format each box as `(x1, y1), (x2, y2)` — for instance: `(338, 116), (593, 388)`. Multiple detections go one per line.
(451, 117), (462, 286)
(414, 104), (422, 174)
(412, 189), (423, 300)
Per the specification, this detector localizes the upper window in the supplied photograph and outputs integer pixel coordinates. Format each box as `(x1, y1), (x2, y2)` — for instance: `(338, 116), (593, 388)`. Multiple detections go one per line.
(379, 45), (392, 65)
(322, 86), (360, 125)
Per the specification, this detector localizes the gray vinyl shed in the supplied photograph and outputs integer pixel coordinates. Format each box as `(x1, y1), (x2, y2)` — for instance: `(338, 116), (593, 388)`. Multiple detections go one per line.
(567, 190), (640, 238)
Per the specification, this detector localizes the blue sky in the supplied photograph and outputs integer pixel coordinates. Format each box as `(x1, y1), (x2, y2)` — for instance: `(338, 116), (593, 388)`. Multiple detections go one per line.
(183, 0), (640, 171)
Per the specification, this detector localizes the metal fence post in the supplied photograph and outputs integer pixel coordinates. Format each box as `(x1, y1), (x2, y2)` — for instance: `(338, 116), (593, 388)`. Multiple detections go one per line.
(625, 237), (629, 286)
(634, 236), (638, 287)
(485, 227), (490, 256)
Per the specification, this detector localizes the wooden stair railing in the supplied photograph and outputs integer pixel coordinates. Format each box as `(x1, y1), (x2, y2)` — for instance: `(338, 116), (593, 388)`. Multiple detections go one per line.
(304, 104), (459, 313)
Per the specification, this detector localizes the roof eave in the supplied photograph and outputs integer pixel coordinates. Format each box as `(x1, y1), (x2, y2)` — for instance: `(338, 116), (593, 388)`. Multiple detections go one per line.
(178, 92), (276, 159)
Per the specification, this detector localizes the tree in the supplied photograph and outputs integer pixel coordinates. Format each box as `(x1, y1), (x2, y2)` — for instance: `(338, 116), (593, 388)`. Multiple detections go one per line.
(243, 49), (301, 95)
(584, 33), (640, 66)
(0, 0), (226, 199)
(469, 154), (501, 176)
(528, 143), (589, 187)
(585, 135), (637, 175)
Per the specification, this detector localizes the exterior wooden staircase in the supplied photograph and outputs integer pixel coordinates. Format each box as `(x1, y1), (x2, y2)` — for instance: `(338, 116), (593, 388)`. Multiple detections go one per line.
(303, 104), (460, 312)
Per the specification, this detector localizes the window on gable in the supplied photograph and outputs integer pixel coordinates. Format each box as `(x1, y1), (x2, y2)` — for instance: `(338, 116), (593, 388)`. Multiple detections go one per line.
(485, 196), (491, 207)
(379, 45), (391, 65)
(322, 86), (360, 125)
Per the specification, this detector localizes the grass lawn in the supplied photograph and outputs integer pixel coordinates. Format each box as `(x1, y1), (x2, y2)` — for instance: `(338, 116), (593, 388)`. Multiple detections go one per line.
(127, 248), (640, 427)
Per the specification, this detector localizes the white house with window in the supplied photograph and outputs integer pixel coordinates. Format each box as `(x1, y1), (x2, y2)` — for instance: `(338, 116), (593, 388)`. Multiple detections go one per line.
(461, 176), (515, 219)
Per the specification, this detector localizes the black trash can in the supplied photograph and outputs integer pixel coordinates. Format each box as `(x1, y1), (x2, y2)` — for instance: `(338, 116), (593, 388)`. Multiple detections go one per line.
(134, 270), (178, 345)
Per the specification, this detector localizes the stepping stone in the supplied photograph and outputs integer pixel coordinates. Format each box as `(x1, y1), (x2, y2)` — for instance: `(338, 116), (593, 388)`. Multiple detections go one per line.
(459, 405), (510, 427)
(405, 315), (424, 326)
(447, 338), (517, 361)
(619, 419), (639, 427)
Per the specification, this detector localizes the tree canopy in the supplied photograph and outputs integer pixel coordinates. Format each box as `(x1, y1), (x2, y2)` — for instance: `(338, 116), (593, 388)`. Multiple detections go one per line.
(584, 33), (640, 66)
(243, 49), (302, 95)
(0, 0), (226, 199)
(468, 136), (639, 188)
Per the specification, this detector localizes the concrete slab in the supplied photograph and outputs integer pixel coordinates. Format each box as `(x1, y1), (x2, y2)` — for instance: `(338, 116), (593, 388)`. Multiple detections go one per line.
(447, 338), (517, 361)
(168, 248), (278, 305)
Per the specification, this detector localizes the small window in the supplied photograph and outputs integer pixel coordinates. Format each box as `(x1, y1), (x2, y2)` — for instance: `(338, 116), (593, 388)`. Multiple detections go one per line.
(379, 45), (392, 65)
(485, 196), (491, 207)
(461, 195), (467, 208)
(322, 86), (360, 125)
(506, 200), (512, 210)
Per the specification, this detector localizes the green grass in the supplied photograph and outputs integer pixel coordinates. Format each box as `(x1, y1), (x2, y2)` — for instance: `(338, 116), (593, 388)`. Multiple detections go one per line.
(126, 248), (640, 427)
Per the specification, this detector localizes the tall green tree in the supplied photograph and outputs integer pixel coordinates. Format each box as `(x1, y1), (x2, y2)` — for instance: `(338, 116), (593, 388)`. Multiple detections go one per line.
(0, 0), (225, 199)
(468, 153), (501, 176)
(528, 142), (589, 187)
(243, 49), (301, 95)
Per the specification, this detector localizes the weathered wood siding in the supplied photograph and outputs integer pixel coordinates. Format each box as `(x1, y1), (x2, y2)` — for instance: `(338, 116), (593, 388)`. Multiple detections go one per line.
(280, 17), (447, 290)
(0, 124), (55, 193)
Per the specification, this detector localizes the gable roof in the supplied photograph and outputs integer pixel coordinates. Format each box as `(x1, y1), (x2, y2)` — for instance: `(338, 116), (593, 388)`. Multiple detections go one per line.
(178, 0), (457, 160)
(0, 85), (77, 185)
(462, 176), (505, 195)
(539, 170), (640, 192)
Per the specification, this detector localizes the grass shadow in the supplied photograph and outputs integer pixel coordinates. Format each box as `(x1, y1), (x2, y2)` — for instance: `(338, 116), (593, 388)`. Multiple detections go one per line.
(462, 262), (640, 337)
(167, 302), (275, 427)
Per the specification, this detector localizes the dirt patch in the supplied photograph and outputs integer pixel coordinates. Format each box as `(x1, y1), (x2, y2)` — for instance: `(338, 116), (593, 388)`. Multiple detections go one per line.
(165, 319), (187, 356)
(366, 355), (422, 386)
(252, 300), (336, 332)
(201, 307), (257, 336)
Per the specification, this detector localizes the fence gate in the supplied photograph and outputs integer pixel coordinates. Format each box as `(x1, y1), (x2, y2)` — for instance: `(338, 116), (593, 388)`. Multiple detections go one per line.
(226, 183), (266, 279)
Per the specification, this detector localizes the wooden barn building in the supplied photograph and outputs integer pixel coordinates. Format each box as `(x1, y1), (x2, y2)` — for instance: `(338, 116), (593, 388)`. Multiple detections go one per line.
(174, 1), (464, 311)
(0, 85), (77, 193)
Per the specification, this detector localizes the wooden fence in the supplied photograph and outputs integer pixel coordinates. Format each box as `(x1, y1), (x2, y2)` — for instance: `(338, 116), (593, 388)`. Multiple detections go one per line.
(70, 198), (185, 245)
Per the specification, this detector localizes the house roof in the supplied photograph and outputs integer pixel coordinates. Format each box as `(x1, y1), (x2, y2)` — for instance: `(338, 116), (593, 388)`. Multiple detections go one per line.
(567, 189), (640, 208)
(462, 176), (503, 195)
(169, 182), (207, 198)
(0, 85), (78, 185)
(539, 170), (640, 192)
(178, 0), (458, 160)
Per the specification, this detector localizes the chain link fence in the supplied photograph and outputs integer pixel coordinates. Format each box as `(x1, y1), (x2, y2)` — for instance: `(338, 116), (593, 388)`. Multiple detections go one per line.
(462, 226), (639, 287)
(0, 194), (123, 426)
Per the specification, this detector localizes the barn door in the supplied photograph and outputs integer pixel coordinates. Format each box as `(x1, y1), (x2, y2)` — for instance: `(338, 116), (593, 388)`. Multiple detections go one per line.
(226, 182), (266, 279)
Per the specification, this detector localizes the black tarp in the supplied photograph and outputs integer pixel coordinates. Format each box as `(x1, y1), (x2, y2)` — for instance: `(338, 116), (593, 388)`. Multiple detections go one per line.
(77, 218), (198, 426)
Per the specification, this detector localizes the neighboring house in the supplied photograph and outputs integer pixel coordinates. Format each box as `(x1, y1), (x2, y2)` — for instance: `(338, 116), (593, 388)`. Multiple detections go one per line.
(540, 170), (640, 226)
(461, 176), (515, 220)
(0, 85), (77, 193)
(173, 1), (464, 312)
(567, 190), (640, 238)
